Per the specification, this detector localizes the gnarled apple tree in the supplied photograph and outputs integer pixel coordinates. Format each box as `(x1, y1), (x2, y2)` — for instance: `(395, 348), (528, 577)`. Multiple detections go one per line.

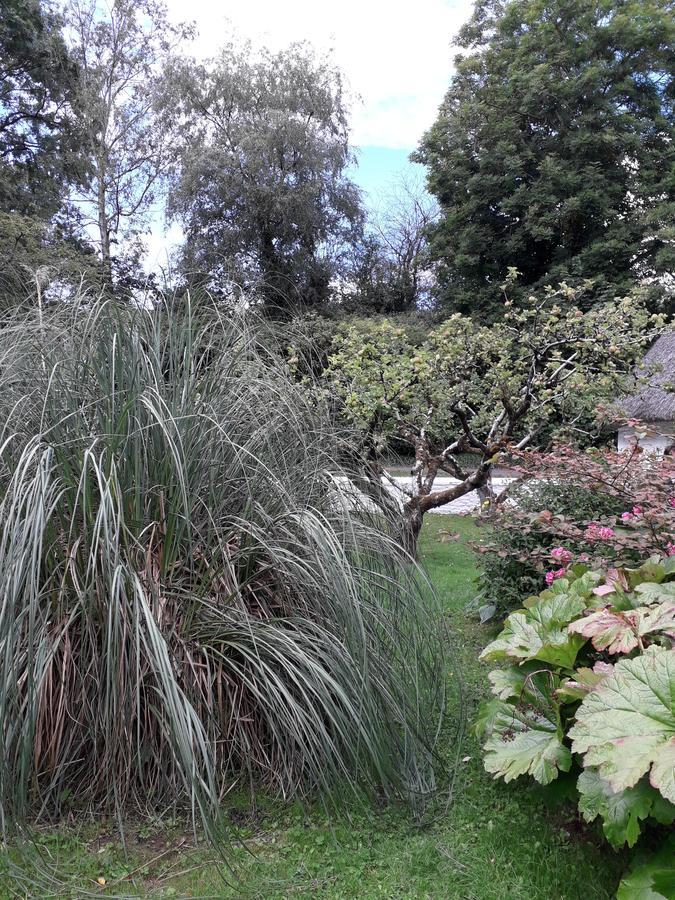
(324, 285), (660, 555)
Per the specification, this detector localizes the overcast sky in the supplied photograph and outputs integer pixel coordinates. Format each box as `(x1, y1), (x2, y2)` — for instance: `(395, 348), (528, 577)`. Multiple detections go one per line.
(165, 0), (473, 150)
(148, 0), (474, 269)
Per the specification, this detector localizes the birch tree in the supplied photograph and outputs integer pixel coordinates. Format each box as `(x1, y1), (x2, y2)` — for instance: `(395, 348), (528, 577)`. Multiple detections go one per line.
(65, 0), (190, 286)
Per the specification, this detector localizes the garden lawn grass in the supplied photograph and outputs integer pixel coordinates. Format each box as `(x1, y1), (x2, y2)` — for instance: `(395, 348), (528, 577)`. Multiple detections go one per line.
(0, 516), (627, 899)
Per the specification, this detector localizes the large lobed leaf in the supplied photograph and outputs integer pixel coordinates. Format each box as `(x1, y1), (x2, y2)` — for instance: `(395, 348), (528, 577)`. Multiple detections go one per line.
(480, 589), (588, 668)
(478, 664), (571, 785)
(569, 648), (675, 803)
(577, 769), (675, 849)
(617, 834), (675, 900)
(568, 603), (675, 654)
(481, 701), (571, 785)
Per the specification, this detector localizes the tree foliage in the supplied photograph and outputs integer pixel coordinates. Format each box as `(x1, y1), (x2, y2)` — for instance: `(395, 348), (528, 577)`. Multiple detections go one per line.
(166, 40), (363, 311)
(323, 282), (659, 551)
(65, 0), (189, 286)
(0, 0), (77, 216)
(416, 0), (675, 317)
(0, 0), (86, 305)
(343, 177), (437, 313)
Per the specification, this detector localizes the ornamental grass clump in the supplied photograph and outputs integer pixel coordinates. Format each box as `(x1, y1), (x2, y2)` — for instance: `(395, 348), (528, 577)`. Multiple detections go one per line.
(0, 297), (446, 839)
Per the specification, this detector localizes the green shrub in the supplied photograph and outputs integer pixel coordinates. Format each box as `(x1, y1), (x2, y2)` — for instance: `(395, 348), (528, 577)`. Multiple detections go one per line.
(0, 297), (446, 841)
(476, 557), (675, 851)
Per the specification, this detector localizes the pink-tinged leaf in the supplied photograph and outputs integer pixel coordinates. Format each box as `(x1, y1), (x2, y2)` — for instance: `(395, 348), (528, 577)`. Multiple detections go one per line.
(568, 610), (639, 654)
(606, 568), (630, 592)
(637, 602), (675, 640)
(570, 649), (675, 803)
(556, 662), (615, 702)
(593, 661), (614, 676)
(569, 604), (675, 655)
(593, 584), (615, 597)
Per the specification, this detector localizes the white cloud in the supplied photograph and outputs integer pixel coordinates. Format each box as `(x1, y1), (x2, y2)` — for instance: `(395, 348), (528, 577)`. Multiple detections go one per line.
(164, 0), (473, 149)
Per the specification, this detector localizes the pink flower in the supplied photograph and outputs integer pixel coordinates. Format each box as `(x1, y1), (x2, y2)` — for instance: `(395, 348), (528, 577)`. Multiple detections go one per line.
(670, 496), (675, 509)
(632, 506), (642, 516)
(551, 547), (573, 564)
(585, 524), (615, 541)
(620, 511), (634, 522)
(667, 542), (675, 557)
(545, 568), (566, 585)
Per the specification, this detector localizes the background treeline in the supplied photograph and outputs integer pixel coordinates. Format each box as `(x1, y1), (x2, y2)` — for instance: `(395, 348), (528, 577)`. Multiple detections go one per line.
(1, 0), (673, 319)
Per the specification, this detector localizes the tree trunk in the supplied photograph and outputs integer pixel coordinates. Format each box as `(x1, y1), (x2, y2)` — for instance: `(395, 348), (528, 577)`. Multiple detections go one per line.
(97, 170), (113, 289)
(401, 498), (424, 558)
(476, 473), (497, 512)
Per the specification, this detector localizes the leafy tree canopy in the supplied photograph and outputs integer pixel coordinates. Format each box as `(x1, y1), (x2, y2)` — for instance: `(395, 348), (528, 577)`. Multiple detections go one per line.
(321, 281), (661, 552)
(0, 0), (90, 306)
(65, 0), (189, 288)
(0, 0), (78, 217)
(416, 0), (675, 318)
(165, 40), (364, 312)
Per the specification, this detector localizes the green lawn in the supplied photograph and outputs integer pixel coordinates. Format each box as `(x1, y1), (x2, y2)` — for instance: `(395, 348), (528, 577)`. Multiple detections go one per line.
(1, 516), (627, 899)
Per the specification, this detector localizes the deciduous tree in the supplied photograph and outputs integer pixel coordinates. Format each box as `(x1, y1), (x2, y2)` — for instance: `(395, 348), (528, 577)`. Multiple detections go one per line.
(65, 0), (189, 286)
(166, 40), (363, 312)
(324, 282), (661, 554)
(0, 0), (84, 305)
(344, 176), (437, 313)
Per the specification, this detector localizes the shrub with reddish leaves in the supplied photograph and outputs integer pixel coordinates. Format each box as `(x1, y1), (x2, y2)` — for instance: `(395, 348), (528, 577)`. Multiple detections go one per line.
(474, 444), (675, 616)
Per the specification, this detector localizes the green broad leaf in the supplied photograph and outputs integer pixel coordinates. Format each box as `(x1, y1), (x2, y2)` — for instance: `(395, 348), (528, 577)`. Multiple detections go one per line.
(567, 571), (603, 598)
(576, 770), (674, 849)
(634, 581), (675, 602)
(625, 561), (666, 590)
(488, 662), (559, 703)
(482, 701), (571, 785)
(474, 697), (504, 740)
(480, 592), (587, 668)
(569, 563), (591, 580)
(617, 835), (675, 900)
(540, 571), (600, 602)
(569, 648), (675, 803)
(488, 666), (536, 701)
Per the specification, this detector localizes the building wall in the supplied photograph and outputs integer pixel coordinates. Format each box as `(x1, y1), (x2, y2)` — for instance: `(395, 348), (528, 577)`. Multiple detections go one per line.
(617, 422), (675, 454)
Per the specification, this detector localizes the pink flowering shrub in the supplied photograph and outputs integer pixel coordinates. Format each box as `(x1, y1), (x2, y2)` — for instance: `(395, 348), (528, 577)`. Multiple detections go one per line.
(474, 443), (675, 615)
(551, 547), (573, 564)
(545, 567), (566, 585)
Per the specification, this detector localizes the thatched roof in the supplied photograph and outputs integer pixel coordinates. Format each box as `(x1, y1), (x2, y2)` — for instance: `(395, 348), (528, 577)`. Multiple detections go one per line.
(619, 332), (675, 423)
